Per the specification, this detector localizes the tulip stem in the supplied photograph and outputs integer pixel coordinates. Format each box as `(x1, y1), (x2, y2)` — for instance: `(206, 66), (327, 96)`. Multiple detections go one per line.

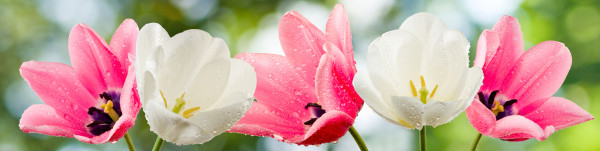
(470, 133), (483, 151)
(348, 126), (368, 151)
(152, 136), (164, 151)
(420, 127), (426, 151)
(124, 132), (135, 151)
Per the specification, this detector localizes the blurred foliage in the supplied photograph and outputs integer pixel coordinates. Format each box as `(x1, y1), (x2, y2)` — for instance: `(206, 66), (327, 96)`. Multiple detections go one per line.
(1, 0), (599, 151)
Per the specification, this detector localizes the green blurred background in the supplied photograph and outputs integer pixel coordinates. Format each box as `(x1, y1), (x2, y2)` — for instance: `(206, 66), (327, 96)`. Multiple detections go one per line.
(0, 0), (598, 150)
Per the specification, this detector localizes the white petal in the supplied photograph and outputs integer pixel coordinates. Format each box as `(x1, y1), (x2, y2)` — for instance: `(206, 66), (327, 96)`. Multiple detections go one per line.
(448, 67), (484, 116)
(183, 59), (231, 110)
(352, 71), (399, 124)
(390, 96), (425, 130)
(140, 70), (158, 107)
(367, 29), (423, 97)
(145, 100), (210, 145)
(423, 100), (461, 127)
(425, 30), (470, 101)
(399, 12), (448, 51)
(136, 23), (170, 102)
(156, 30), (230, 102)
(187, 92), (253, 137)
(207, 59), (257, 110)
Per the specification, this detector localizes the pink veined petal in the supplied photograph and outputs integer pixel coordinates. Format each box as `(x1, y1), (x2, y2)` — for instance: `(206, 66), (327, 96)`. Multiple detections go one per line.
(279, 11), (326, 84)
(480, 16), (524, 92)
(489, 115), (544, 142)
(20, 61), (96, 125)
(232, 53), (315, 141)
(109, 64), (141, 142)
(474, 30), (499, 68)
(316, 43), (362, 117)
(500, 41), (571, 115)
(524, 97), (594, 135)
(299, 110), (354, 145)
(109, 19), (139, 69)
(466, 99), (496, 135)
(69, 23), (126, 95)
(19, 104), (90, 138)
(230, 103), (306, 143)
(325, 4), (354, 66)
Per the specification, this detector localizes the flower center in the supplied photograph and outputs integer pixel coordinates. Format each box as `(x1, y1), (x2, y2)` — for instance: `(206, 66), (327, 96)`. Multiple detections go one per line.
(303, 103), (326, 125)
(86, 91), (122, 136)
(160, 90), (201, 119)
(477, 90), (517, 120)
(409, 75), (438, 104)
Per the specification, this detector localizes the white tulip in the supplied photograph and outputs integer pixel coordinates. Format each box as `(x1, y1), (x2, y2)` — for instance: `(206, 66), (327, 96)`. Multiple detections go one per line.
(353, 13), (483, 130)
(135, 23), (256, 144)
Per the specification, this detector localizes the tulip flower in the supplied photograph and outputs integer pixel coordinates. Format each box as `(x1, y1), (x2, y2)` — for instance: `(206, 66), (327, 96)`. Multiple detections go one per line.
(466, 15), (593, 145)
(229, 4), (365, 146)
(353, 13), (483, 130)
(19, 19), (141, 146)
(135, 23), (256, 146)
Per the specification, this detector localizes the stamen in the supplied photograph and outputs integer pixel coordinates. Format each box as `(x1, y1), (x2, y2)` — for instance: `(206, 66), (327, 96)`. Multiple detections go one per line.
(503, 99), (517, 107)
(478, 92), (487, 108)
(429, 84), (438, 98)
(160, 90), (167, 108)
(182, 107), (201, 119)
(488, 90), (499, 108)
(304, 118), (318, 125)
(420, 76), (426, 88)
(409, 80), (417, 97)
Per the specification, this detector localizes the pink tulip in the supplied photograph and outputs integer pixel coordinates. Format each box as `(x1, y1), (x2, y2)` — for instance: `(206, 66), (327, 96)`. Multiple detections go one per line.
(229, 4), (363, 145)
(19, 19), (141, 144)
(466, 15), (593, 141)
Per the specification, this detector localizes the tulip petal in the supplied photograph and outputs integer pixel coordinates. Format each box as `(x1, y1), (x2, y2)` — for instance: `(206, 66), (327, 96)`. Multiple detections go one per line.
(316, 43), (362, 117)
(489, 115), (544, 142)
(109, 19), (139, 68)
(136, 23), (170, 102)
(466, 99), (497, 135)
(426, 30), (470, 101)
(474, 30), (499, 68)
(423, 100), (461, 127)
(156, 29), (230, 103)
(279, 11), (326, 84)
(399, 12), (448, 54)
(326, 4), (354, 63)
(20, 61), (96, 124)
(184, 59), (230, 110)
(207, 59), (257, 110)
(144, 101), (210, 145)
(524, 97), (594, 135)
(353, 71), (399, 123)
(445, 67), (483, 119)
(480, 16), (524, 92)
(299, 110), (354, 145)
(367, 29), (422, 97)
(500, 41), (571, 115)
(69, 23), (126, 95)
(19, 104), (89, 137)
(390, 96), (425, 129)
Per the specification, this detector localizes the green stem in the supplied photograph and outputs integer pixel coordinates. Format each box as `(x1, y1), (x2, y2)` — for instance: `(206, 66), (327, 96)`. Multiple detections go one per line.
(470, 133), (483, 151)
(348, 126), (368, 151)
(124, 133), (135, 151)
(420, 126), (426, 151)
(152, 136), (164, 151)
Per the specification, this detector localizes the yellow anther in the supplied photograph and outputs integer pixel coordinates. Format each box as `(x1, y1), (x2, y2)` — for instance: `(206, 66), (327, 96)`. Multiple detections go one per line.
(182, 107), (201, 119)
(420, 75), (426, 88)
(410, 80), (418, 97)
(180, 92), (186, 99)
(160, 90), (167, 108)
(430, 84), (438, 98)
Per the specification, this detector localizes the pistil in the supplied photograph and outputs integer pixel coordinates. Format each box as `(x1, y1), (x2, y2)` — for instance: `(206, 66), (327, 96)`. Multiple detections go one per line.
(160, 91), (201, 119)
(101, 100), (120, 121)
(409, 76), (439, 104)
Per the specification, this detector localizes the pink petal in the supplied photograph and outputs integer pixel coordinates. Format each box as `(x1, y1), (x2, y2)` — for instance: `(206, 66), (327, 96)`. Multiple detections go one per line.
(69, 23), (126, 96)
(489, 115), (544, 142)
(500, 41), (571, 115)
(524, 97), (593, 136)
(316, 43), (362, 117)
(232, 53), (315, 141)
(325, 4), (354, 65)
(109, 19), (139, 69)
(299, 110), (354, 145)
(279, 11), (326, 84)
(479, 16), (524, 92)
(109, 64), (141, 142)
(20, 61), (96, 124)
(19, 104), (90, 137)
(474, 30), (499, 68)
(466, 99), (496, 135)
